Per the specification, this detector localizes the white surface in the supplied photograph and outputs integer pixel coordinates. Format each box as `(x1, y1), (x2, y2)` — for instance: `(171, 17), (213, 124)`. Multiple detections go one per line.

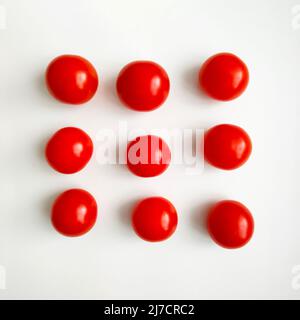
(0, 0), (299, 300)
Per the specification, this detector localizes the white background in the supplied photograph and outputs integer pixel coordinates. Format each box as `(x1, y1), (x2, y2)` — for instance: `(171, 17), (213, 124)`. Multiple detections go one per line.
(0, 0), (299, 300)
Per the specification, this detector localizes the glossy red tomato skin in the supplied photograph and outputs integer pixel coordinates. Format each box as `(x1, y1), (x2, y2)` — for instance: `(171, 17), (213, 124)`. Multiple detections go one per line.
(46, 55), (98, 104)
(127, 135), (171, 177)
(199, 53), (249, 101)
(207, 200), (254, 249)
(116, 61), (170, 111)
(132, 197), (178, 242)
(204, 124), (252, 170)
(51, 189), (98, 237)
(45, 127), (93, 174)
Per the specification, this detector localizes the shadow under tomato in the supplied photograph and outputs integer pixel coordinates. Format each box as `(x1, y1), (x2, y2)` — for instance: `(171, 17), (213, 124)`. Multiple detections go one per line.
(182, 64), (217, 107)
(118, 198), (137, 226)
(39, 191), (61, 232)
(189, 200), (217, 244)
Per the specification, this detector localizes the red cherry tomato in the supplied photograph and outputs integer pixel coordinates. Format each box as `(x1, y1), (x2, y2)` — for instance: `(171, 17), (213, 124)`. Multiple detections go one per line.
(127, 135), (171, 177)
(45, 127), (93, 174)
(199, 53), (249, 101)
(116, 61), (170, 111)
(132, 197), (178, 242)
(51, 189), (98, 237)
(207, 200), (254, 249)
(204, 124), (252, 170)
(46, 54), (98, 104)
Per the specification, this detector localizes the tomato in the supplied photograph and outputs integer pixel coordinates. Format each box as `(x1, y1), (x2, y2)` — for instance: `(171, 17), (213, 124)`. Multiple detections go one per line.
(45, 127), (93, 174)
(204, 124), (252, 170)
(127, 135), (171, 177)
(132, 197), (178, 242)
(199, 52), (249, 101)
(51, 189), (98, 237)
(116, 61), (170, 111)
(207, 200), (254, 249)
(46, 54), (98, 104)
